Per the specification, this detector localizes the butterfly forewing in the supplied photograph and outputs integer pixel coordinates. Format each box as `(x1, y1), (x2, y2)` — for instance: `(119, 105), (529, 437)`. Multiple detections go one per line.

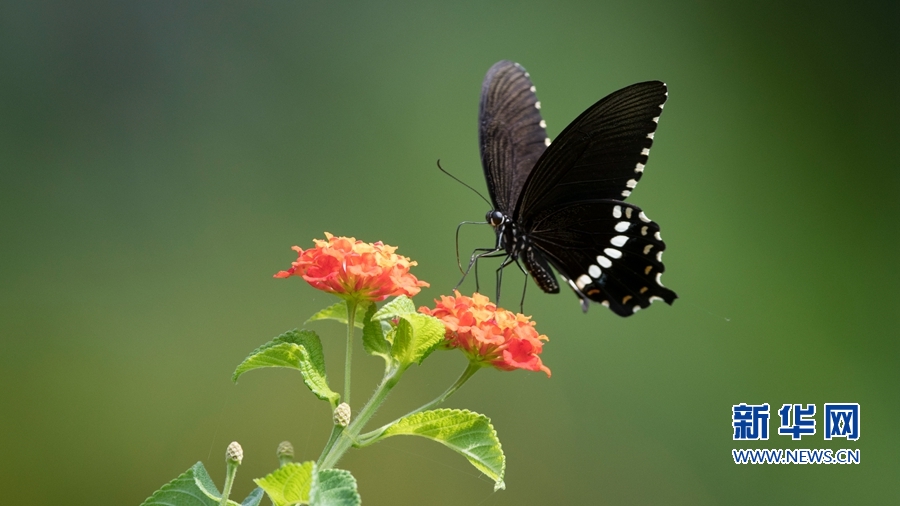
(516, 81), (667, 220)
(479, 60), (549, 214)
(526, 200), (676, 316)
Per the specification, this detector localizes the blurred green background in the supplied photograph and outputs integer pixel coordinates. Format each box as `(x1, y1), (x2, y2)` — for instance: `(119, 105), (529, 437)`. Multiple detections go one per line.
(1, 1), (897, 504)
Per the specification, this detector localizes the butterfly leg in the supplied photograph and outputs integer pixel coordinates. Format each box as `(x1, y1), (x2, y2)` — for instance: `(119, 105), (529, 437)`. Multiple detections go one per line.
(512, 258), (530, 312)
(455, 247), (505, 293)
(493, 254), (517, 305)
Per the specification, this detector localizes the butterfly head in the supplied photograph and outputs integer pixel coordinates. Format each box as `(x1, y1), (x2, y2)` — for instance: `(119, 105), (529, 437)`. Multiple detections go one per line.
(486, 210), (506, 228)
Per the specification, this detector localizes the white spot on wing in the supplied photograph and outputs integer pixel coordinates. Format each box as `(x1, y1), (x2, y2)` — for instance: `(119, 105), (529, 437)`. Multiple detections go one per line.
(596, 255), (612, 268)
(539, 120), (546, 128)
(601, 300), (610, 307)
(612, 205), (622, 218)
(625, 207), (633, 219)
(641, 148), (650, 156)
(649, 296), (664, 303)
(576, 274), (591, 289)
(621, 190), (631, 197)
(604, 248), (622, 259)
(535, 101), (541, 109)
(611, 235), (628, 247)
(626, 179), (638, 188)
(643, 244), (653, 254)
(639, 212), (651, 223)
(588, 265), (602, 278)
(614, 221), (630, 232)
(656, 251), (663, 262)
(635, 163), (645, 173)
(530, 85), (536, 92)
(647, 132), (655, 139)
(652, 116), (660, 123)
(632, 305), (642, 313)
(544, 137), (551, 146)
(641, 226), (648, 236)
(656, 272), (665, 286)
(654, 231), (662, 240)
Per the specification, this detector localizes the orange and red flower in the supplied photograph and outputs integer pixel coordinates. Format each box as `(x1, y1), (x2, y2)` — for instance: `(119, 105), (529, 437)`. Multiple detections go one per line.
(419, 291), (550, 377)
(275, 233), (429, 302)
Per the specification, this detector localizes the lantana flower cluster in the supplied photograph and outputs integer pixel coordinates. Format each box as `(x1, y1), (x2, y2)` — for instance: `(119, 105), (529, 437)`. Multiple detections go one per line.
(275, 232), (428, 302)
(420, 291), (551, 376)
(277, 234), (550, 377)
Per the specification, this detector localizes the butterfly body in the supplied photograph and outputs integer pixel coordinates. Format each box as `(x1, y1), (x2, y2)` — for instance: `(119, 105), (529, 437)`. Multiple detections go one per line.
(485, 210), (561, 294)
(475, 60), (677, 316)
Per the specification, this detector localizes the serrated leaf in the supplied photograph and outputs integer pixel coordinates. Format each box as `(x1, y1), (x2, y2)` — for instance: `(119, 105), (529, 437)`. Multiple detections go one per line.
(140, 462), (261, 506)
(362, 304), (391, 364)
(378, 409), (506, 491)
(371, 295), (416, 321)
(232, 329), (339, 405)
(309, 468), (360, 506)
(306, 301), (370, 328)
(390, 313), (446, 367)
(254, 461), (315, 506)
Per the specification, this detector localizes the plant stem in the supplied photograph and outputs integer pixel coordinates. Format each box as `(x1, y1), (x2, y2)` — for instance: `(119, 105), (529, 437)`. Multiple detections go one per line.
(316, 424), (344, 466)
(318, 365), (404, 469)
(412, 361), (481, 414)
(344, 300), (358, 405)
(356, 361), (482, 446)
(219, 460), (238, 506)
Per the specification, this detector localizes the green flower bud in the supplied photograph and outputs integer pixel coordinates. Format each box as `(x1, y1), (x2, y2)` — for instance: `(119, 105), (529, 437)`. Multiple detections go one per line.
(333, 402), (351, 427)
(276, 440), (294, 466)
(226, 441), (243, 465)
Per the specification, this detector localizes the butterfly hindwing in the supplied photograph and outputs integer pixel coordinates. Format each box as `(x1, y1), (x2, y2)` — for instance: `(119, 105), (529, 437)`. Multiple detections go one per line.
(525, 199), (677, 316)
(516, 81), (667, 220)
(479, 60), (549, 214)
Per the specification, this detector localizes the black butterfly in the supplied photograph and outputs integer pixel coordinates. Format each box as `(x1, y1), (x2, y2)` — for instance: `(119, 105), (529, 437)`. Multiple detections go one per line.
(462, 60), (677, 316)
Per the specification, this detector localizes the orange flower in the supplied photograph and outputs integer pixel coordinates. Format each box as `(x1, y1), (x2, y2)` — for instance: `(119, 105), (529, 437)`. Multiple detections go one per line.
(275, 233), (429, 302)
(419, 291), (550, 377)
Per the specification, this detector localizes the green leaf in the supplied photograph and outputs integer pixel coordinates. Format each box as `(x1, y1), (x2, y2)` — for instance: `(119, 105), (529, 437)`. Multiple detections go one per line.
(390, 313), (446, 367)
(140, 462), (263, 506)
(240, 488), (265, 506)
(369, 295), (443, 368)
(306, 301), (370, 329)
(377, 409), (506, 491)
(232, 329), (340, 405)
(255, 463), (359, 506)
(310, 468), (360, 506)
(371, 295), (416, 321)
(362, 304), (392, 365)
(254, 461), (315, 506)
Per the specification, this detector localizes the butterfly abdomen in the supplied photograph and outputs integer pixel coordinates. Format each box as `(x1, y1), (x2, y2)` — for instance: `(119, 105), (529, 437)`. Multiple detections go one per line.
(523, 245), (560, 294)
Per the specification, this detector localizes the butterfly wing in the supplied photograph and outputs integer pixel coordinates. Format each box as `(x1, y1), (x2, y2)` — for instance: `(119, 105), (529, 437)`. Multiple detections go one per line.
(479, 60), (549, 214)
(525, 200), (677, 316)
(515, 81), (667, 220)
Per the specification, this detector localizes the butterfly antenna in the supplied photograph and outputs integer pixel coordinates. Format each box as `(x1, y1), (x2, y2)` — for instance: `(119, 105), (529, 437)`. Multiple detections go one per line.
(437, 160), (492, 208)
